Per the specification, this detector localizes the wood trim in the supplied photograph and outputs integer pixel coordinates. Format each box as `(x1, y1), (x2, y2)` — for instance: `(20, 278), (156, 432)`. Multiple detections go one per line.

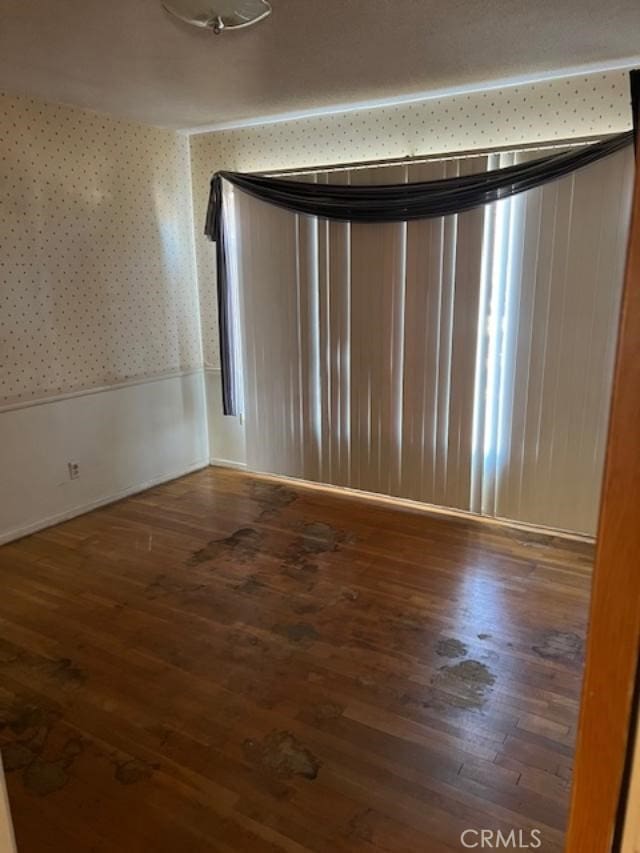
(619, 663), (640, 851)
(621, 708), (640, 851)
(565, 127), (640, 851)
(0, 757), (17, 853)
(0, 367), (205, 415)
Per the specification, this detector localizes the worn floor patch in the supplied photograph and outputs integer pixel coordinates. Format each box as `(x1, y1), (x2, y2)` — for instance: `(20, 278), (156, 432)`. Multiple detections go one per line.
(234, 574), (266, 595)
(243, 731), (321, 780)
(23, 759), (70, 796)
(2, 696), (152, 797)
(114, 758), (154, 785)
(312, 702), (344, 722)
(2, 742), (35, 772)
(347, 809), (375, 844)
(0, 642), (87, 687)
(347, 808), (375, 843)
(250, 482), (298, 518)
(282, 522), (352, 578)
(23, 738), (83, 797)
(0, 695), (84, 796)
(0, 700), (47, 735)
(0, 641), (20, 665)
(291, 601), (322, 615)
(435, 638), (468, 659)
(0, 640), (87, 687)
(532, 631), (583, 662)
(187, 527), (262, 567)
(44, 657), (87, 686)
(507, 529), (555, 548)
(431, 659), (496, 709)
(340, 589), (359, 602)
(273, 622), (320, 644)
(298, 522), (342, 554)
(146, 574), (206, 600)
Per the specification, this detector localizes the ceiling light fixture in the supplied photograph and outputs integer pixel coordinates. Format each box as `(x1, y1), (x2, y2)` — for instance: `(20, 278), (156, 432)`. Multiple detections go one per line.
(162, 0), (272, 34)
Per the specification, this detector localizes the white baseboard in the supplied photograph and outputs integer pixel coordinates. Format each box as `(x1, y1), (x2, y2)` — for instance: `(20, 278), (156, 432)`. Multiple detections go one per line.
(0, 370), (208, 546)
(228, 468), (595, 545)
(1, 457), (594, 547)
(0, 460), (209, 546)
(210, 457), (247, 470)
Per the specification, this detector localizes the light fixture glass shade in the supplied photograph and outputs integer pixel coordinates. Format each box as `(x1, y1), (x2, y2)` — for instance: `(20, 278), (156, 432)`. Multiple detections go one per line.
(162, 0), (271, 32)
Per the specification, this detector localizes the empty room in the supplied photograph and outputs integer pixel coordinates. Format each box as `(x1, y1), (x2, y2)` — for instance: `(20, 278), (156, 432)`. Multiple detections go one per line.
(1, 2), (640, 851)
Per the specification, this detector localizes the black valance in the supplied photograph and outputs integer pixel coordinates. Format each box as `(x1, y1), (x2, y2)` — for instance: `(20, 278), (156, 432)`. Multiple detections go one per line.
(206, 127), (636, 416)
(206, 131), (633, 242)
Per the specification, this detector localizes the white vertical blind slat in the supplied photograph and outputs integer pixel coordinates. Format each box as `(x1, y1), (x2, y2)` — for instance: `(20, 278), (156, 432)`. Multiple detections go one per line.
(228, 145), (633, 535)
(323, 170), (352, 488)
(490, 146), (633, 533)
(347, 164), (408, 496)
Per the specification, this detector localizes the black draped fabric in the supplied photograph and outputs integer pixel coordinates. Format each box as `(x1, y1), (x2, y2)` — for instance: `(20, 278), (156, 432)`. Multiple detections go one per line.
(206, 129), (635, 416)
(633, 68), (640, 136)
(206, 132), (632, 240)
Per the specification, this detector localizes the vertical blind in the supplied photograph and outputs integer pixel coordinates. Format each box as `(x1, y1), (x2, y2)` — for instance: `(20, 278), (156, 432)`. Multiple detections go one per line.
(226, 144), (633, 535)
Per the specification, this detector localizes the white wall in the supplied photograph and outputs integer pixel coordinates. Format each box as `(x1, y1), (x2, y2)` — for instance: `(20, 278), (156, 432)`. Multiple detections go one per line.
(0, 93), (206, 542)
(0, 372), (208, 544)
(205, 368), (246, 467)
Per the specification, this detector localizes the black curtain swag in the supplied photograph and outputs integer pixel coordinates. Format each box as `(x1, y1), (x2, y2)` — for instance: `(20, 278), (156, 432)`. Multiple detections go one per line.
(206, 129), (635, 416)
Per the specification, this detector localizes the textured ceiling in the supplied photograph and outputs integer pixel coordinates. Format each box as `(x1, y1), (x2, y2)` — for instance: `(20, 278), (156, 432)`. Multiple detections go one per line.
(1, 0), (639, 129)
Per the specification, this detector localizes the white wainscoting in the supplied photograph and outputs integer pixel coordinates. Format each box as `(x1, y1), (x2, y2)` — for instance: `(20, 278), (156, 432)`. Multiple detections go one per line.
(205, 368), (247, 469)
(0, 371), (209, 544)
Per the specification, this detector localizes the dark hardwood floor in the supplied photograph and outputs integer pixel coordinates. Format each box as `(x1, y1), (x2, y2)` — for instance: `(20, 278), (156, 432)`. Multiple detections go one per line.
(0, 467), (593, 852)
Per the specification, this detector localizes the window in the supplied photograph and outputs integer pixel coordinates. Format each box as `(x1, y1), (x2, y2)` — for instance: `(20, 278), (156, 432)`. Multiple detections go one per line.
(225, 144), (633, 535)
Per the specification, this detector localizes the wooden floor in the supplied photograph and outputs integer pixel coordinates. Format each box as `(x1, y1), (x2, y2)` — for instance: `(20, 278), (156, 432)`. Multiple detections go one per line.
(0, 468), (594, 852)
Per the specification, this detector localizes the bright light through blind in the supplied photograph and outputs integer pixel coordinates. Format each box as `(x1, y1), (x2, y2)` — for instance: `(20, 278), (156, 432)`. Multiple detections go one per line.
(479, 146), (633, 533)
(226, 144), (633, 535)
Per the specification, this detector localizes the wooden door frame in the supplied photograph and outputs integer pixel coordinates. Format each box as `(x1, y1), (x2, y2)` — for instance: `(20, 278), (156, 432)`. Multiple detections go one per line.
(565, 70), (640, 852)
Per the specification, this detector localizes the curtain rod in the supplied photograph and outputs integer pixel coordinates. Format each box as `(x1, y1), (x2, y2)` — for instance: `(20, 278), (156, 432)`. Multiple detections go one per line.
(256, 130), (627, 178)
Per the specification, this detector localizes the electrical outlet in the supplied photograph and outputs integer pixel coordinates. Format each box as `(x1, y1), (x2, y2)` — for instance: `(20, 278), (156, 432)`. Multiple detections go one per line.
(67, 461), (80, 480)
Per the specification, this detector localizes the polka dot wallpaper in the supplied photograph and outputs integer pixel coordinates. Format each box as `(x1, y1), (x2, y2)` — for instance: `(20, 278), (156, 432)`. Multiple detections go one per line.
(1, 92), (201, 406)
(2, 69), (634, 399)
(189, 69), (634, 368)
